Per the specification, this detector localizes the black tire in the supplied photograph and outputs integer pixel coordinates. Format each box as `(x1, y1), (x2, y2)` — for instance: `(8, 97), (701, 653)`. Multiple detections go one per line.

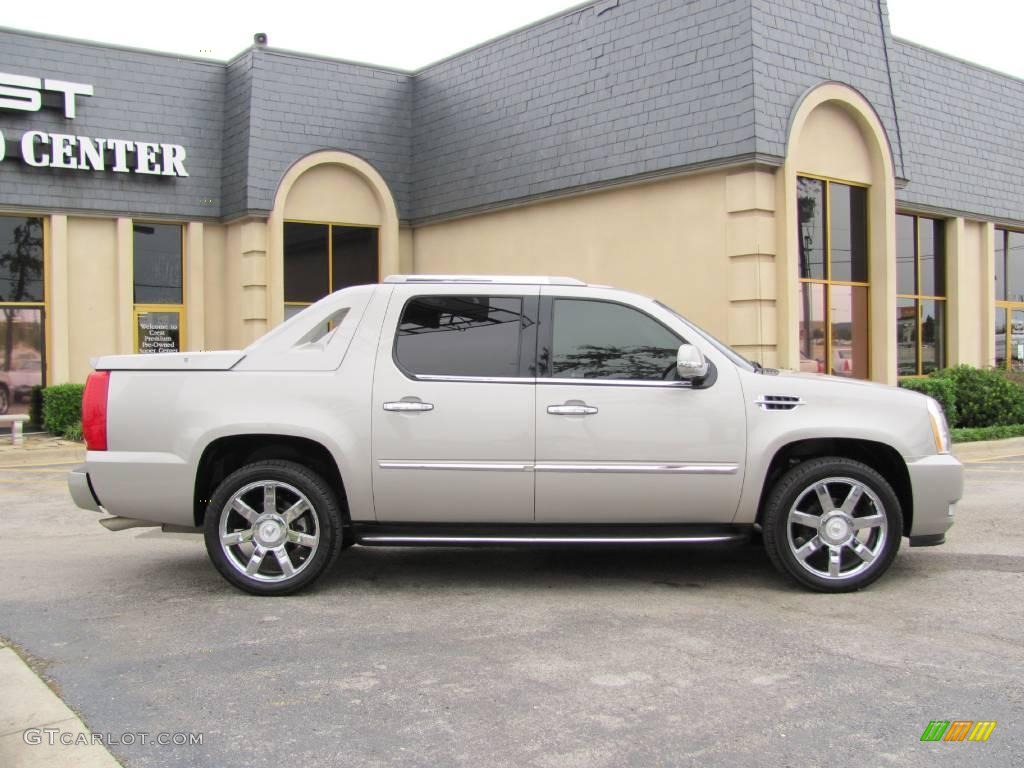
(203, 460), (345, 596)
(0, 385), (8, 415)
(762, 457), (902, 593)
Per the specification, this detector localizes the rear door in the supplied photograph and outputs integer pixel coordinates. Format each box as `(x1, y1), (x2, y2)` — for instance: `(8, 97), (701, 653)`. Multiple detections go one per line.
(371, 285), (539, 522)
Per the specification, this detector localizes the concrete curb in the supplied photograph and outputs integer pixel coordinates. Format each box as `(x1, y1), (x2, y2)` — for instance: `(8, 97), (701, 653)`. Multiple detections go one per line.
(0, 644), (121, 767)
(0, 441), (85, 468)
(952, 436), (1024, 462)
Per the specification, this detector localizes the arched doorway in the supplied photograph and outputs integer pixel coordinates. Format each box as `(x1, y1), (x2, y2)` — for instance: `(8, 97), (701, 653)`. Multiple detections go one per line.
(780, 83), (898, 383)
(268, 151), (399, 327)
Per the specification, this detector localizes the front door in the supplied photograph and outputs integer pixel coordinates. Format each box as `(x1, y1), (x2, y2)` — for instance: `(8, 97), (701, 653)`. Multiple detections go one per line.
(534, 290), (746, 523)
(371, 286), (538, 522)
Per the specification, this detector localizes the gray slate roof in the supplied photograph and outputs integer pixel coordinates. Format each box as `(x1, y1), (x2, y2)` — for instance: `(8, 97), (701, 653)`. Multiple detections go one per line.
(0, 0), (1022, 225)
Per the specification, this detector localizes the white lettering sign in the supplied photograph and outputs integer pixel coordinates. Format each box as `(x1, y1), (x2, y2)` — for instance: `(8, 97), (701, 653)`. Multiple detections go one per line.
(0, 72), (93, 119)
(0, 71), (189, 178)
(6, 128), (188, 176)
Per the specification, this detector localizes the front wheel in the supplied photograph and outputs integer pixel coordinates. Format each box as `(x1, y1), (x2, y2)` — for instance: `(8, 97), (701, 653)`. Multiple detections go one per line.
(203, 460), (344, 596)
(762, 457), (902, 592)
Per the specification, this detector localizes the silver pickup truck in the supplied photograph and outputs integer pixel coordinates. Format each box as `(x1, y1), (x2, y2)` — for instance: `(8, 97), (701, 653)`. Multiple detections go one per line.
(69, 275), (963, 596)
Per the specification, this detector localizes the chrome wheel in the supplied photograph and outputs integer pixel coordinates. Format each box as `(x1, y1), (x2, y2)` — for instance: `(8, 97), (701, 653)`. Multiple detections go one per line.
(218, 480), (320, 584)
(786, 476), (888, 581)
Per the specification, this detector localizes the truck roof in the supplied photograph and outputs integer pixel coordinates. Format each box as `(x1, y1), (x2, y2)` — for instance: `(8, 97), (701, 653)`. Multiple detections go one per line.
(383, 274), (586, 286)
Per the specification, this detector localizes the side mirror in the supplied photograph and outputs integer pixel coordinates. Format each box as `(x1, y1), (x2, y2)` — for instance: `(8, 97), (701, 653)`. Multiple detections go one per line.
(676, 343), (709, 381)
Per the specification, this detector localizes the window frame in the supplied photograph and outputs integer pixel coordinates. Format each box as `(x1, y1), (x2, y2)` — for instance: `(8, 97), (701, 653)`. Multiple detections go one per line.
(132, 221), (186, 354)
(283, 219), (380, 316)
(994, 227), (1024, 372)
(896, 213), (947, 378)
(391, 294), (539, 382)
(797, 173), (872, 380)
(537, 296), (696, 388)
(0, 214), (48, 394)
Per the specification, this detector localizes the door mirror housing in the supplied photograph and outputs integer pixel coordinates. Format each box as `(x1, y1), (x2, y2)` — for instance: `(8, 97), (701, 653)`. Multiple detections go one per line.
(676, 343), (709, 381)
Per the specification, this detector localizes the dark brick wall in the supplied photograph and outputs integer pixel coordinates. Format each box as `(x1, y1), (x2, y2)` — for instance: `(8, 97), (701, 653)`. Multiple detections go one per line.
(242, 49), (412, 218)
(893, 40), (1024, 222)
(410, 0), (757, 220)
(221, 52), (253, 218)
(750, 0), (905, 178)
(1, 3), (1023, 227)
(0, 29), (225, 219)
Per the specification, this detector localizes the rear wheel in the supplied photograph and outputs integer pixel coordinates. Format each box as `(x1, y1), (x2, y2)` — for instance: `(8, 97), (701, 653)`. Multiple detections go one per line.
(203, 460), (344, 595)
(0, 385), (8, 415)
(763, 457), (902, 592)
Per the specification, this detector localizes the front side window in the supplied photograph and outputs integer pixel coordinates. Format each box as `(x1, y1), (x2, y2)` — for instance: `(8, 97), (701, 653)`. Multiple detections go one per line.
(797, 176), (870, 379)
(395, 296), (525, 378)
(0, 215), (46, 415)
(284, 222), (378, 320)
(995, 229), (1024, 371)
(896, 214), (947, 376)
(549, 299), (683, 381)
(133, 223), (184, 353)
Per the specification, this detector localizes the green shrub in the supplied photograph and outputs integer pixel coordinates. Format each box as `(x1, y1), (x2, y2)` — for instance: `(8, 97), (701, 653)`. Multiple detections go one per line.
(898, 377), (958, 427)
(61, 420), (84, 443)
(930, 366), (1024, 428)
(41, 384), (85, 436)
(952, 424), (1024, 443)
(29, 385), (44, 427)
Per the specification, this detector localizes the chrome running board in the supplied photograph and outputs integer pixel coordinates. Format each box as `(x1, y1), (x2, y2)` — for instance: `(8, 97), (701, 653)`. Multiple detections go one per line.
(353, 523), (752, 547)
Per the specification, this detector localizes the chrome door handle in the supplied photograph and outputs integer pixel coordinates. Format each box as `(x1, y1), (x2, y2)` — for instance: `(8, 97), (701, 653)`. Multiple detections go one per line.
(547, 404), (598, 416)
(383, 401), (434, 412)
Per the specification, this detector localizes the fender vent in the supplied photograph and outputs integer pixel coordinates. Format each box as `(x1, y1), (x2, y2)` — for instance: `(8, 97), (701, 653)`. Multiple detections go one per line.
(755, 395), (805, 411)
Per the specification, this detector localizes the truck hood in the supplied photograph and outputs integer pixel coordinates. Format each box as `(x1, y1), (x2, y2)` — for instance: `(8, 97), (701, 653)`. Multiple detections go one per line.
(92, 351), (246, 371)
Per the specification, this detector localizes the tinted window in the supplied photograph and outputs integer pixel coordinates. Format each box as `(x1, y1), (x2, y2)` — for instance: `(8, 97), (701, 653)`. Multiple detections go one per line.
(550, 299), (683, 380)
(284, 223), (329, 304)
(133, 223), (183, 304)
(829, 183), (868, 283)
(797, 177), (826, 281)
(0, 216), (44, 303)
(332, 226), (378, 289)
(396, 296), (524, 378)
(896, 214), (916, 296)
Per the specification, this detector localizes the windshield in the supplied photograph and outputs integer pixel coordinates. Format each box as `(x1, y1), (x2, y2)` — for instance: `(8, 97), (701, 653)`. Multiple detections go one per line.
(654, 300), (757, 373)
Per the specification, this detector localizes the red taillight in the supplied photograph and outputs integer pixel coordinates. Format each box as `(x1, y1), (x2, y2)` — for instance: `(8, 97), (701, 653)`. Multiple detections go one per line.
(82, 371), (109, 451)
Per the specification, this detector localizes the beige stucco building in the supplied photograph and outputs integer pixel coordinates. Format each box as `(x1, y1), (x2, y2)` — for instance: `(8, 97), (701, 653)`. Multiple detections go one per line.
(1, 0), (1022, 417)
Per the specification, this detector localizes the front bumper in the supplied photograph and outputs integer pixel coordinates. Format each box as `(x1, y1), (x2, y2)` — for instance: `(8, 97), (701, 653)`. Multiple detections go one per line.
(906, 453), (963, 544)
(68, 464), (102, 512)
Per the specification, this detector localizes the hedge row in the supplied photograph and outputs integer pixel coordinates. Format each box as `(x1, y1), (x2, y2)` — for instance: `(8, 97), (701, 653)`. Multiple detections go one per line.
(900, 365), (1024, 430)
(40, 383), (84, 437)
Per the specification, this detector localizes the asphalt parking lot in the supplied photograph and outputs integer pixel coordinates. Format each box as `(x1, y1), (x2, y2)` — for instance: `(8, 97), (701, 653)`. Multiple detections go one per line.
(1, 455), (1022, 767)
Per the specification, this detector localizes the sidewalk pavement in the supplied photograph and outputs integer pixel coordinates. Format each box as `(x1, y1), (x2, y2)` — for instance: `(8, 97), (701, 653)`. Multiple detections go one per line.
(951, 435), (1024, 462)
(0, 638), (120, 768)
(0, 433), (84, 468)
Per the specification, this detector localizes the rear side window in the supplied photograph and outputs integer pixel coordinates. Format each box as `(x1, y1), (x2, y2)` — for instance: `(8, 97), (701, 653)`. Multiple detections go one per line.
(395, 296), (524, 378)
(550, 299), (683, 380)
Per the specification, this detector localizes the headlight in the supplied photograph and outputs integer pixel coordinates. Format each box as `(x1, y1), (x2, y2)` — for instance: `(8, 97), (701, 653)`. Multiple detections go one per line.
(926, 397), (951, 455)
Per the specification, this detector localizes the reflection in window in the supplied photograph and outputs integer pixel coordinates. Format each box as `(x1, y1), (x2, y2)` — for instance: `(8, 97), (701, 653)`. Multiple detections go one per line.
(551, 300), (683, 381)
(0, 307), (45, 418)
(796, 177), (870, 379)
(0, 215), (46, 411)
(0, 216), (44, 304)
(993, 229), (1024, 370)
(133, 224), (183, 304)
(396, 296), (524, 378)
(797, 178), (826, 281)
(896, 214), (946, 376)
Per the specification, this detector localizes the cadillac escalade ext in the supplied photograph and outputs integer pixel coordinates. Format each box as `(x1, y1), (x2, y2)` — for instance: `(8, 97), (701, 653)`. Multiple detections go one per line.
(68, 275), (963, 595)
